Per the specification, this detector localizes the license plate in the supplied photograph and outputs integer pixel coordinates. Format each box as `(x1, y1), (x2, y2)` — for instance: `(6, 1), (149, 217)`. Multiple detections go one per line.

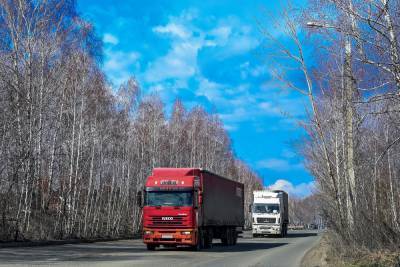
(260, 227), (270, 230)
(162, 234), (173, 239)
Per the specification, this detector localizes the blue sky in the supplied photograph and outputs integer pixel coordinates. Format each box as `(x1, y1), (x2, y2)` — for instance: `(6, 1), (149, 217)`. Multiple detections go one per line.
(78, 0), (314, 197)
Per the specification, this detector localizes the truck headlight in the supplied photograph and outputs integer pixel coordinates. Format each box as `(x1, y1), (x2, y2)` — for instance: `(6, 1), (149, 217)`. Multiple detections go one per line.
(144, 230), (153, 235)
(181, 231), (191, 235)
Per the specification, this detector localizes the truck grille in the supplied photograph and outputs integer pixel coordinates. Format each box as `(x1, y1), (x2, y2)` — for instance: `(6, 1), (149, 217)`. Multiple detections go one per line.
(148, 215), (186, 228)
(257, 217), (276, 224)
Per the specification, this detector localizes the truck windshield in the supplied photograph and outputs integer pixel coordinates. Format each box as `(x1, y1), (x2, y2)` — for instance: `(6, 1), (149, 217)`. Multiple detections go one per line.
(145, 191), (193, 207)
(253, 204), (280, 213)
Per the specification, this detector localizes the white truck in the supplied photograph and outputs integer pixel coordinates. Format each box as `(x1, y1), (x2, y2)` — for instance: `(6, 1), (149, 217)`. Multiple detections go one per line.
(251, 190), (289, 237)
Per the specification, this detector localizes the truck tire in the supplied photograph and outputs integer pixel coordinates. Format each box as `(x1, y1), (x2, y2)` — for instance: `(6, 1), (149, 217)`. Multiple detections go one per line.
(221, 227), (229, 246)
(252, 233), (258, 238)
(193, 228), (205, 251)
(227, 228), (234, 246)
(227, 228), (232, 246)
(146, 244), (156, 251)
(204, 229), (213, 249)
(232, 229), (238, 245)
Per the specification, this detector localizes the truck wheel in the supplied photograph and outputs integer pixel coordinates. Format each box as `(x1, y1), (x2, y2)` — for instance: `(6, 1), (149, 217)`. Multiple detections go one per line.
(146, 244), (156, 251)
(204, 230), (213, 249)
(227, 228), (234, 246)
(221, 228), (229, 246)
(221, 236), (228, 245)
(193, 229), (204, 251)
(232, 230), (238, 245)
(252, 233), (258, 238)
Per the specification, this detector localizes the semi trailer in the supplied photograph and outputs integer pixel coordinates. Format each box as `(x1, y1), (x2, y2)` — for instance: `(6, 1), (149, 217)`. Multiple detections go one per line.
(251, 190), (289, 237)
(138, 168), (244, 250)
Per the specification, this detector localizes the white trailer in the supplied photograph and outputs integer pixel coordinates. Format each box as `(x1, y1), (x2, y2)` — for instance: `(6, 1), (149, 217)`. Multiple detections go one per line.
(251, 190), (289, 237)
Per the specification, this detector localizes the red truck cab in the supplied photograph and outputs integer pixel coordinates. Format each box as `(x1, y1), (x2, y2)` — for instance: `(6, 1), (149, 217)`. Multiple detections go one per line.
(138, 168), (244, 251)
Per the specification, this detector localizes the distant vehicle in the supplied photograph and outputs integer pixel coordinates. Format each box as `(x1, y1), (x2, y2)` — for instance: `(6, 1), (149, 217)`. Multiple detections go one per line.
(138, 168), (244, 251)
(288, 224), (305, 230)
(251, 190), (289, 237)
(308, 223), (318, 230)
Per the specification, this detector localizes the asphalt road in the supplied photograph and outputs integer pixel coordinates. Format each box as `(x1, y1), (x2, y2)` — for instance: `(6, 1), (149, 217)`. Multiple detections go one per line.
(0, 230), (321, 267)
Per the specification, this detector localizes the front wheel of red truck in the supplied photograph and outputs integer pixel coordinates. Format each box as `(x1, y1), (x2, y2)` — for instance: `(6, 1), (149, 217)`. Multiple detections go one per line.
(192, 229), (205, 251)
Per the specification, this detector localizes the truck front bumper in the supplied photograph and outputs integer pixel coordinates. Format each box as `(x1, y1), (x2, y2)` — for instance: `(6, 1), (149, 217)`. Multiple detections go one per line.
(252, 224), (281, 235)
(143, 228), (196, 246)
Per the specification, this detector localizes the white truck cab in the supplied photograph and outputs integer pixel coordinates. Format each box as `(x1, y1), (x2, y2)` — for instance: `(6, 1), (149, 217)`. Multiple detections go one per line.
(251, 190), (288, 237)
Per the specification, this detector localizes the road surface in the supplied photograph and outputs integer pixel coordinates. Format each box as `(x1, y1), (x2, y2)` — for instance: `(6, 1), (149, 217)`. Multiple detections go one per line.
(0, 230), (320, 267)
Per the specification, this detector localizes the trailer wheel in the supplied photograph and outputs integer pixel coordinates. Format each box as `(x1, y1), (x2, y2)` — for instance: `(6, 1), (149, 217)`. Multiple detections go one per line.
(204, 229), (213, 249)
(146, 244), (156, 251)
(226, 228), (234, 246)
(221, 228), (228, 245)
(232, 229), (238, 245)
(229, 228), (236, 245)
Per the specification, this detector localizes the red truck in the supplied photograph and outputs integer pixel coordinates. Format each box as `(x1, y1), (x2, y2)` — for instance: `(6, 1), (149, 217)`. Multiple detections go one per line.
(137, 168), (244, 250)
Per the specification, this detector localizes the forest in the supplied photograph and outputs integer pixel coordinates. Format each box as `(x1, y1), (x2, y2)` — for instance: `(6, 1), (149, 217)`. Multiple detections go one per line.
(261, 0), (400, 255)
(0, 0), (262, 241)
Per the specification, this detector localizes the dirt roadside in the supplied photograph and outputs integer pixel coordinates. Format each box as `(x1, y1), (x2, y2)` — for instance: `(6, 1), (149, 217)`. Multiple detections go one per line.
(300, 232), (400, 267)
(300, 232), (330, 267)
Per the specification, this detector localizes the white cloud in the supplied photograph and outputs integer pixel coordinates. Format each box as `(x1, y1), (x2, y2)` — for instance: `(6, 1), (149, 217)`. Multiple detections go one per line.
(142, 11), (306, 136)
(267, 179), (315, 198)
(209, 26), (232, 45)
(207, 20), (259, 58)
(145, 12), (261, 87)
(104, 51), (139, 71)
(103, 33), (119, 45)
(250, 65), (266, 77)
(282, 149), (296, 159)
(153, 23), (191, 39)
(223, 124), (238, 131)
(258, 102), (281, 115)
(196, 77), (224, 100)
(144, 13), (205, 84)
(228, 35), (259, 55)
(219, 107), (250, 123)
(144, 41), (200, 83)
(257, 158), (303, 171)
(103, 49), (140, 86)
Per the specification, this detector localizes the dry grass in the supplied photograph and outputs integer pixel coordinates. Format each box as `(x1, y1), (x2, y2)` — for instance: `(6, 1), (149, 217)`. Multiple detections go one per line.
(301, 231), (400, 267)
(341, 250), (400, 267)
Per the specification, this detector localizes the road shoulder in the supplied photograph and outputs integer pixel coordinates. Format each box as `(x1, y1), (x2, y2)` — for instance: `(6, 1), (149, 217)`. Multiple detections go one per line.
(300, 232), (329, 267)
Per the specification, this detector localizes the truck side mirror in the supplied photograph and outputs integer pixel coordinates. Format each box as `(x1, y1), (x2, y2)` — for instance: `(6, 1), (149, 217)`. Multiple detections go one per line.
(137, 191), (143, 208)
